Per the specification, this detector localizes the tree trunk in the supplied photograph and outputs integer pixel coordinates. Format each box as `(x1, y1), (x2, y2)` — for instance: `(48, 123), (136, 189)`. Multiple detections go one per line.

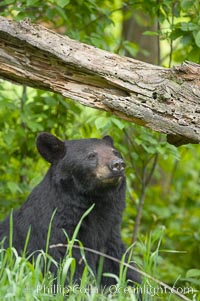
(0, 17), (199, 146)
(122, 10), (159, 64)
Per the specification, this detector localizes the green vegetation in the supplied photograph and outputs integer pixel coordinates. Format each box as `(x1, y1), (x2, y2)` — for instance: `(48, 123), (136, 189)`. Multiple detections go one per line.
(0, 0), (200, 300)
(0, 211), (197, 301)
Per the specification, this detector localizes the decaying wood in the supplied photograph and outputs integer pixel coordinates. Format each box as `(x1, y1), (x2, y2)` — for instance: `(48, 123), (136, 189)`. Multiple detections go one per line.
(0, 16), (200, 146)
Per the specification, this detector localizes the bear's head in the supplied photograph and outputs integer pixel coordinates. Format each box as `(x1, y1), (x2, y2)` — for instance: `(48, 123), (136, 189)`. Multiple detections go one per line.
(36, 132), (126, 193)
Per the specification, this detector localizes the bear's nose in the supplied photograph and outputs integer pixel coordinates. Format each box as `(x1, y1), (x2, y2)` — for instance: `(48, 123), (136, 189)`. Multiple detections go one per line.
(110, 158), (126, 172)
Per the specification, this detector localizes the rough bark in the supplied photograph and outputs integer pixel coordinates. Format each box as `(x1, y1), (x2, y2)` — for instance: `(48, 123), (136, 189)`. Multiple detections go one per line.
(0, 17), (199, 146)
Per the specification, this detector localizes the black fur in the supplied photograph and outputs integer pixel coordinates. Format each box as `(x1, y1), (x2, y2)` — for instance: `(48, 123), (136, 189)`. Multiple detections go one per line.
(0, 133), (141, 289)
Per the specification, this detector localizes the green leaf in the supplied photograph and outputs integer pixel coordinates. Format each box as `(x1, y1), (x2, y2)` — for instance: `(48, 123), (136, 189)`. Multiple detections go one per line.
(0, 0), (15, 5)
(181, 0), (194, 10)
(194, 31), (200, 48)
(134, 138), (142, 145)
(27, 121), (43, 131)
(188, 48), (200, 62)
(111, 118), (125, 130)
(4, 130), (15, 146)
(181, 22), (198, 32)
(57, 0), (70, 8)
(95, 117), (108, 129)
(7, 182), (22, 194)
(59, 98), (70, 109)
(27, 0), (39, 5)
(44, 97), (58, 106)
(186, 269), (200, 278)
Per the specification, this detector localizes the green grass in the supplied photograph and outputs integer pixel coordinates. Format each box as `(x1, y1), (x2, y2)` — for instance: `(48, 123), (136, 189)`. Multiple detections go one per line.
(0, 242), (198, 301)
(0, 210), (199, 301)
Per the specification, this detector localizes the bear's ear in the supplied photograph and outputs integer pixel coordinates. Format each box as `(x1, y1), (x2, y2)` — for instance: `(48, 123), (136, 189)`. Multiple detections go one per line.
(36, 132), (66, 163)
(102, 135), (114, 146)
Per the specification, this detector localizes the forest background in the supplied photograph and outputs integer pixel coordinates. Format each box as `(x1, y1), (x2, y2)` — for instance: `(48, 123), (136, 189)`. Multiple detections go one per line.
(0, 0), (200, 300)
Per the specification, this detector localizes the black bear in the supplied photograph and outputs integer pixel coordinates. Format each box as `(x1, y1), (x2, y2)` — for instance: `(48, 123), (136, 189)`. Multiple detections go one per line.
(0, 133), (141, 289)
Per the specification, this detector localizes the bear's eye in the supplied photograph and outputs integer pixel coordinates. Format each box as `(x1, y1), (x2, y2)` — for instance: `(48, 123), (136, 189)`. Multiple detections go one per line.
(88, 152), (97, 160)
(113, 149), (121, 157)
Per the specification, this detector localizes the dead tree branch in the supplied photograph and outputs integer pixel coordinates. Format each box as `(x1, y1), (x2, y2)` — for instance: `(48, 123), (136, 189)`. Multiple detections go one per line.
(0, 17), (200, 146)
